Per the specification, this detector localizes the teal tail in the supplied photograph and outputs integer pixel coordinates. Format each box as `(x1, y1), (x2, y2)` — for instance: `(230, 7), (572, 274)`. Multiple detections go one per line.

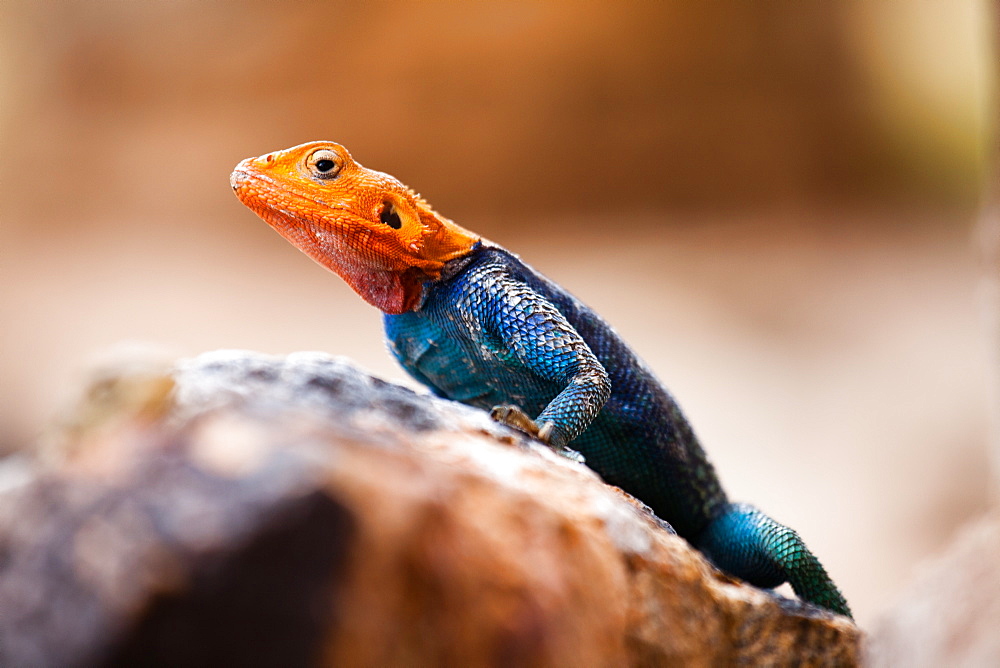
(694, 503), (852, 618)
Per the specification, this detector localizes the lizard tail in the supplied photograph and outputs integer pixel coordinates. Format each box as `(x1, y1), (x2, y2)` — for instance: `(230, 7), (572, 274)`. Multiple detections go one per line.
(694, 502), (852, 618)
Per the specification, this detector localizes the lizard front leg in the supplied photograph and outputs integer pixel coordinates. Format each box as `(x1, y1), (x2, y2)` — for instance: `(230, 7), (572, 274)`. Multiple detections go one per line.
(473, 275), (611, 455)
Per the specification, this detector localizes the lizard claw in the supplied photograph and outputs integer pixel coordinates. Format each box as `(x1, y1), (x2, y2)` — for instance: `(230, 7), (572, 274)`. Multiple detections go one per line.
(490, 405), (585, 463)
(536, 421), (555, 443)
(490, 404), (540, 437)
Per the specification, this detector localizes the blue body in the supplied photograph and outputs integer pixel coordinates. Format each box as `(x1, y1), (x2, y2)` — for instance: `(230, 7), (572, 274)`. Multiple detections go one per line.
(384, 243), (850, 616)
(385, 244), (724, 538)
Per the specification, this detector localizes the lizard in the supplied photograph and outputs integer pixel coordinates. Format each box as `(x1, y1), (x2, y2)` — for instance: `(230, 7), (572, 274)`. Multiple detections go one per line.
(230, 141), (852, 618)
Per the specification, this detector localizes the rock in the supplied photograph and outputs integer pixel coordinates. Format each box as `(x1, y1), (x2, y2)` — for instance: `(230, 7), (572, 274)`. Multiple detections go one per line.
(867, 514), (1000, 667)
(0, 350), (860, 666)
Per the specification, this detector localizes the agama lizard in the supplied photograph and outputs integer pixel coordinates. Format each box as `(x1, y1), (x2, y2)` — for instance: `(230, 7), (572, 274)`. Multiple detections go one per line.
(231, 141), (852, 618)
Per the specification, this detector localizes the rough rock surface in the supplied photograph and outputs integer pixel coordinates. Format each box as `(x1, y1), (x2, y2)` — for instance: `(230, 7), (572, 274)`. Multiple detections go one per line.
(0, 350), (860, 666)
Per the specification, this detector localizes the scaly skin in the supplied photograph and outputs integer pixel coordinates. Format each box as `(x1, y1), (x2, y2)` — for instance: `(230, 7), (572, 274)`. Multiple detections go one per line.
(231, 141), (852, 618)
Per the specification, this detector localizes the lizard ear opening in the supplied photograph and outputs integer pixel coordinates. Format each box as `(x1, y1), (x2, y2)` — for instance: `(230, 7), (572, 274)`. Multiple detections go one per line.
(379, 202), (403, 229)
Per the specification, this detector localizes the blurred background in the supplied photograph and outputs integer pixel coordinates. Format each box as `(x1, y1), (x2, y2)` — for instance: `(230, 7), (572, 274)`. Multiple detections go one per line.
(0, 1), (995, 628)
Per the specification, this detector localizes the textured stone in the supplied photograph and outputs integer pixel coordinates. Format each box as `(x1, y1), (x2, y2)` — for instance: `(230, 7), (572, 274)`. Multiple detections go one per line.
(0, 350), (860, 666)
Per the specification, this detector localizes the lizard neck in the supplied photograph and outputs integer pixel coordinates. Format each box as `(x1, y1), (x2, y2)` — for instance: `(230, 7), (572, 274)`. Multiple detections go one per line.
(437, 240), (487, 282)
(410, 240), (486, 311)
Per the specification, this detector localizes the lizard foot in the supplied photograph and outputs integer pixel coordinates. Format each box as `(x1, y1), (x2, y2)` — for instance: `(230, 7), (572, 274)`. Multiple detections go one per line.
(489, 404), (585, 463)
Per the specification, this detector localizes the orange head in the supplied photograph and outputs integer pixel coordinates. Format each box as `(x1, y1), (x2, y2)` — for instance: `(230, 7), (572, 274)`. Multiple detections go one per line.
(230, 141), (479, 314)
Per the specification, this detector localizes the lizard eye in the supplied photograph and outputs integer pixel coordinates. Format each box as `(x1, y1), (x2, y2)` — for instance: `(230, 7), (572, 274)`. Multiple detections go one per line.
(379, 201), (402, 229)
(307, 149), (341, 179)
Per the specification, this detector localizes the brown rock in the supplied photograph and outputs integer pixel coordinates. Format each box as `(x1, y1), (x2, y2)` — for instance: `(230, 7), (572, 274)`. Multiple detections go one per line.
(0, 350), (860, 666)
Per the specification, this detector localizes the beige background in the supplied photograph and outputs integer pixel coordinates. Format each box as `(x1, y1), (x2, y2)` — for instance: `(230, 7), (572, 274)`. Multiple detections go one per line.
(1, 2), (995, 628)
